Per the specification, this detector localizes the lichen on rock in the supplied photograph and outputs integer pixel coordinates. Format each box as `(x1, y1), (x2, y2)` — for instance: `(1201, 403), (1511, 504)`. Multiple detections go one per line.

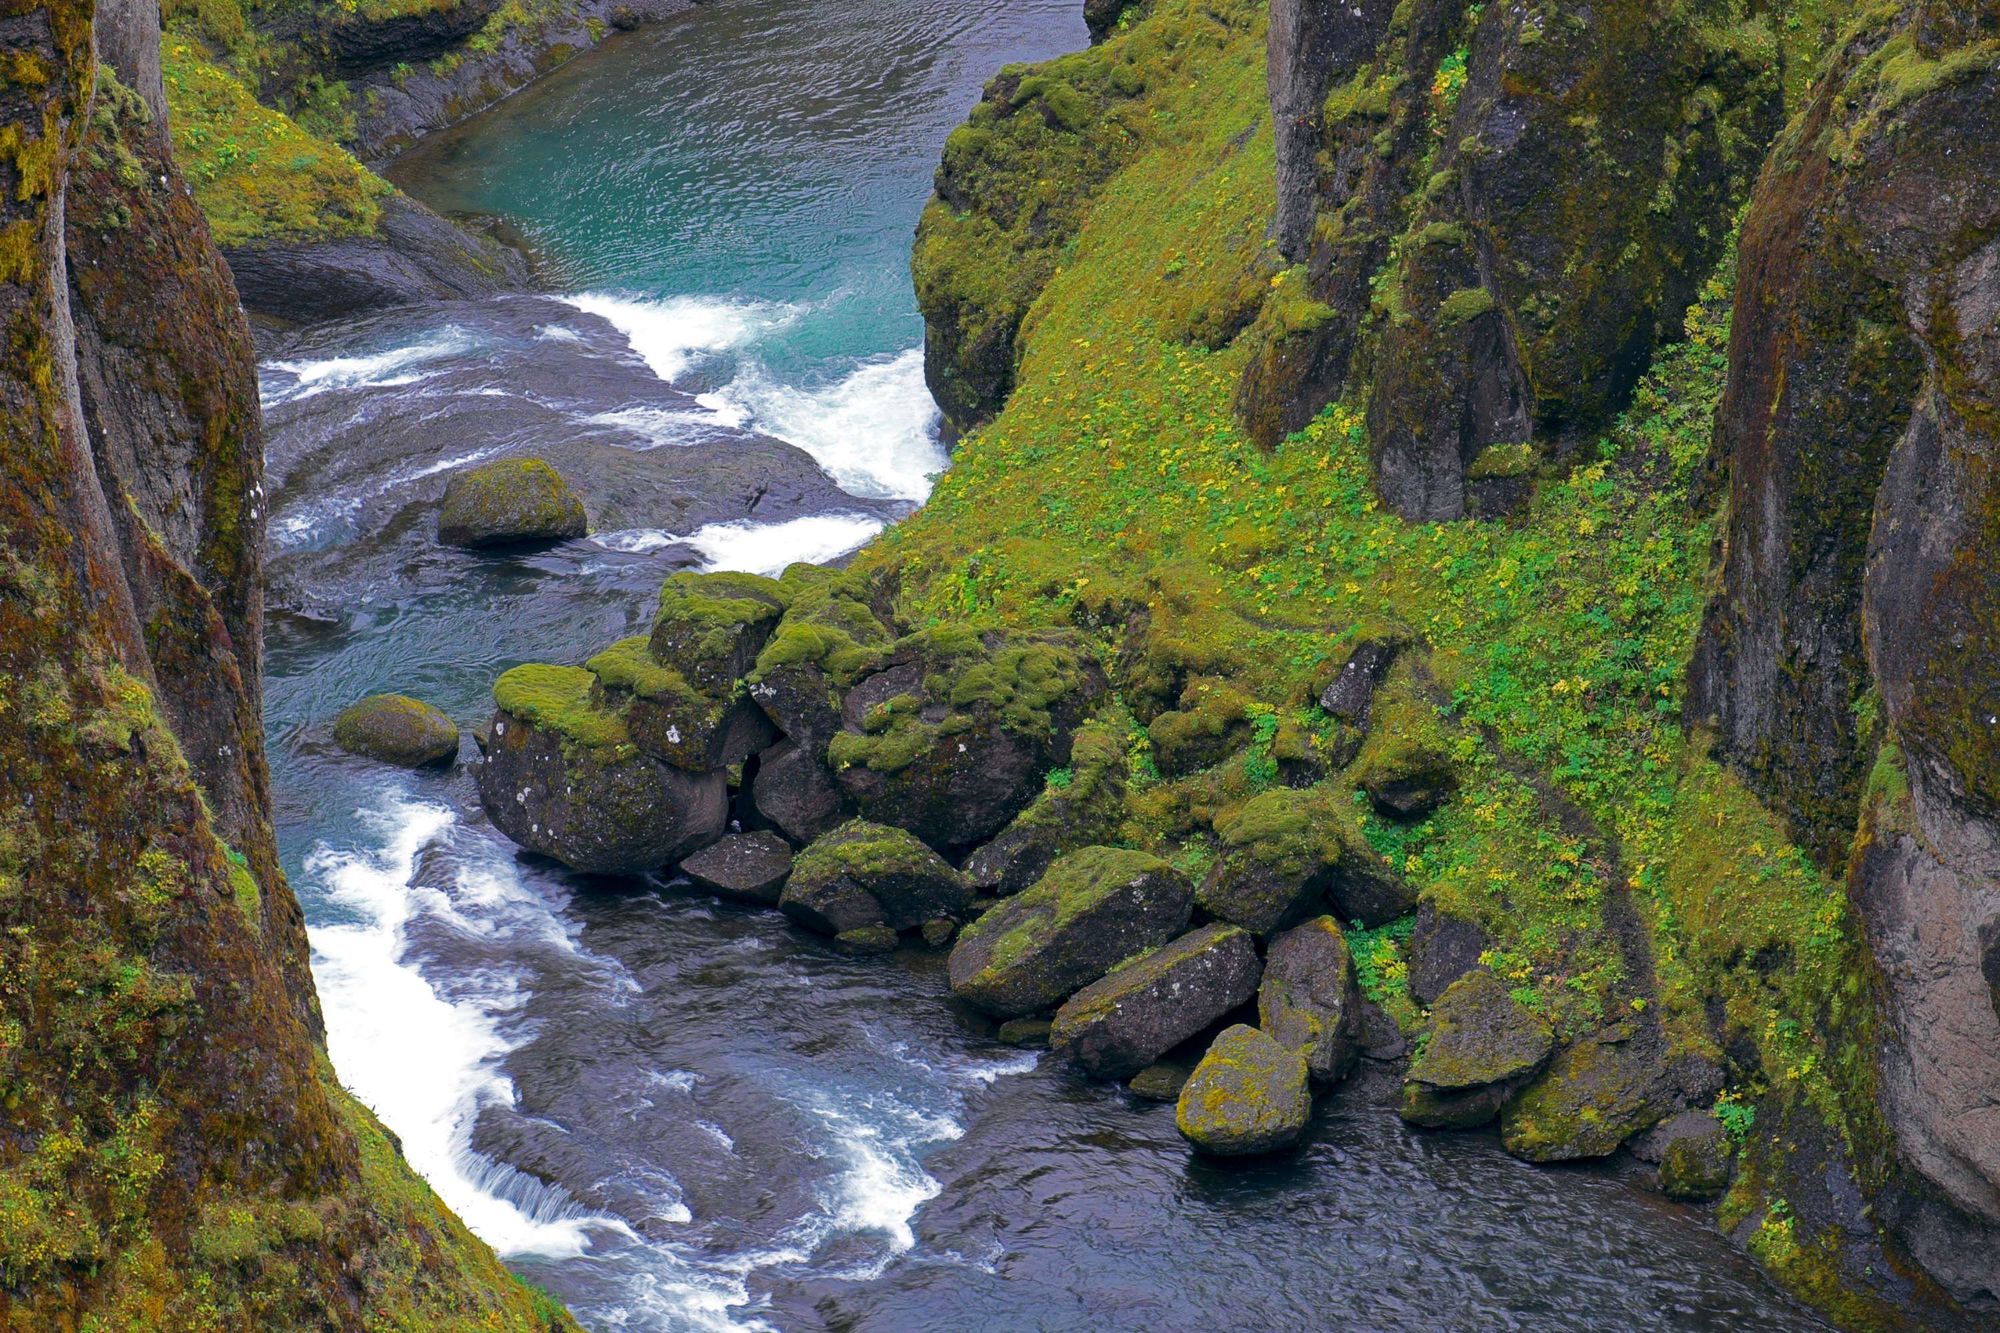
(1175, 1024), (1313, 1156)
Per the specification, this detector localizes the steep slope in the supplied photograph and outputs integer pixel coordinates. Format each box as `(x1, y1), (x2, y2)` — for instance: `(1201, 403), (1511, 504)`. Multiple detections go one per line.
(0, 5), (574, 1326)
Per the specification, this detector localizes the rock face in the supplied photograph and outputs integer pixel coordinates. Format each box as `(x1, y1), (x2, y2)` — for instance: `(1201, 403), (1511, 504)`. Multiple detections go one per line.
(1685, 7), (2000, 1304)
(680, 831), (793, 905)
(948, 847), (1194, 1018)
(1051, 924), (1262, 1079)
(334, 693), (460, 767)
(3, 11), (576, 1322)
(476, 665), (726, 874)
(1400, 971), (1553, 1129)
(1240, 0), (1780, 518)
(780, 820), (972, 938)
(1176, 1025), (1313, 1156)
(438, 456), (589, 547)
(1259, 916), (1361, 1083)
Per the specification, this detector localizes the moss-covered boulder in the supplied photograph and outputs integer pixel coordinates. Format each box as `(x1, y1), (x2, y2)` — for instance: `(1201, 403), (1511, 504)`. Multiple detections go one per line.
(679, 831), (793, 905)
(1201, 787), (1414, 933)
(749, 564), (896, 752)
(780, 820), (972, 938)
(948, 846), (1193, 1018)
(332, 693), (459, 767)
(1051, 924), (1262, 1079)
(437, 457), (587, 548)
(1654, 1113), (1735, 1202)
(964, 716), (1129, 895)
(650, 570), (791, 697)
(827, 626), (1105, 852)
(1259, 916), (1361, 1083)
(1399, 970), (1553, 1129)
(585, 637), (776, 772)
(475, 664), (726, 874)
(1349, 662), (1461, 820)
(1146, 676), (1256, 777)
(1499, 1036), (1675, 1163)
(1176, 1024), (1313, 1156)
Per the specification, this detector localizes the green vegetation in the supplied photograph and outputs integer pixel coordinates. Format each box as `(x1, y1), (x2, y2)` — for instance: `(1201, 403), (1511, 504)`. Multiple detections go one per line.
(493, 664), (633, 754)
(162, 40), (389, 246)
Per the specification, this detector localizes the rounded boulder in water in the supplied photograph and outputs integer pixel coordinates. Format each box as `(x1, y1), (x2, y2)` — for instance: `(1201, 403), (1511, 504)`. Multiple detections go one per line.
(1176, 1024), (1313, 1156)
(437, 456), (588, 548)
(332, 693), (460, 767)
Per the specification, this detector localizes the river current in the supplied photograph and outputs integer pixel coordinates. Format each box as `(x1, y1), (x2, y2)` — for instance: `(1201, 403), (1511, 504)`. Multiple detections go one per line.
(258, 1), (1831, 1327)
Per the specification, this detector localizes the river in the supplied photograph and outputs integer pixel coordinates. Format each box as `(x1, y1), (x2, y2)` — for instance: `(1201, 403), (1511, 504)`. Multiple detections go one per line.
(256, 0), (1830, 1327)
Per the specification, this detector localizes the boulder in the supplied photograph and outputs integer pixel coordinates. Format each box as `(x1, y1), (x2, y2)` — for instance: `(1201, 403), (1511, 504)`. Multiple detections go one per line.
(333, 693), (459, 767)
(437, 457), (587, 548)
(586, 638), (776, 771)
(964, 718), (1128, 895)
(649, 571), (790, 697)
(996, 1018), (1052, 1049)
(1654, 1113), (1735, 1202)
(1176, 1025), (1313, 1156)
(1315, 620), (1412, 725)
(780, 820), (972, 938)
(1500, 1035), (1675, 1163)
(1051, 924), (1262, 1080)
(1145, 677), (1256, 777)
(827, 626), (1106, 852)
(747, 565), (895, 751)
(1349, 663), (1460, 820)
(1399, 971), (1553, 1129)
(1129, 1062), (1192, 1102)
(1259, 916), (1361, 1083)
(1201, 787), (1414, 933)
(947, 847), (1193, 1019)
(751, 740), (848, 844)
(476, 665), (727, 875)
(1407, 900), (1491, 1006)
(836, 925), (900, 954)
(679, 831), (793, 905)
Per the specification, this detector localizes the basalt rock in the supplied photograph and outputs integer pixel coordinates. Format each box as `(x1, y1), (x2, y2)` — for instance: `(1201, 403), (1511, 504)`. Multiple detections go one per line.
(780, 820), (972, 938)
(587, 638), (775, 772)
(964, 716), (1129, 895)
(651, 570), (790, 696)
(1399, 970), (1553, 1129)
(1406, 899), (1490, 1007)
(1176, 1024), (1313, 1156)
(333, 693), (460, 767)
(1241, 0), (1780, 520)
(1129, 1061), (1193, 1101)
(680, 831), (794, 905)
(1640, 1110), (1735, 1202)
(948, 847), (1194, 1019)
(1051, 923), (1262, 1079)
(438, 456), (588, 547)
(1348, 659), (1461, 820)
(1499, 1034), (1675, 1163)
(1259, 916), (1361, 1083)
(476, 665), (726, 874)
(751, 739), (850, 844)
(1686, 7), (2000, 1306)
(321, 0), (502, 73)
(1201, 787), (1415, 933)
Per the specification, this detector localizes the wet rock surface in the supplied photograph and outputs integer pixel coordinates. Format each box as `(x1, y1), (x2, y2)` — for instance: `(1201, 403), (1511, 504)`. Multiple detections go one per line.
(679, 831), (794, 905)
(1051, 923), (1262, 1079)
(334, 693), (461, 767)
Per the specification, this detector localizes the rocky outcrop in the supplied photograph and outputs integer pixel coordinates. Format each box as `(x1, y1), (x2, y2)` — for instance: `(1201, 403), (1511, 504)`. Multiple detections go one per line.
(948, 846), (1194, 1018)
(1175, 1024), (1313, 1156)
(438, 456), (589, 547)
(1686, 7), (2000, 1308)
(5, 10), (575, 1321)
(224, 192), (530, 327)
(1241, 0), (1780, 519)
(1050, 923), (1262, 1079)
(333, 692), (460, 766)
(1399, 971), (1553, 1129)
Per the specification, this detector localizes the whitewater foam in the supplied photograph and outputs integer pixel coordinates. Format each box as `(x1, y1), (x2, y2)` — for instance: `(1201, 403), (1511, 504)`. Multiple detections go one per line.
(707, 348), (945, 502)
(306, 793), (611, 1259)
(264, 327), (476, 405)
(564, 292), (799, 383)
(593, 512), (884, 576)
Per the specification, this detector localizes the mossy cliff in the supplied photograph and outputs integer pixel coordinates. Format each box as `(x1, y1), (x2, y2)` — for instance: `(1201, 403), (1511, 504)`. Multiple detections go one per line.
(1, 7), (574, 1324)
(880, 0), (1997, 1323)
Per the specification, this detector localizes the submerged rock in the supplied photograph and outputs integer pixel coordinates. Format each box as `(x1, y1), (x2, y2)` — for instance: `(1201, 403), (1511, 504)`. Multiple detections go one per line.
(948, 846), (1193, 1019)
(1500, 1036), (1674, 1163)
(1176, 1025), (1313, 1156)
(1259, 916), (1361, 1083)
(475, 664), (726, 874)
(1051, 924), (1262, 1080)
(1399, 971), (1553, 1129)
(780, 820), (971, 938)
(1129, 1062), (1193, 1102)
(333, 693), (459, 767)
(437, 456), (588, 548)
(679, 831), (793, 905)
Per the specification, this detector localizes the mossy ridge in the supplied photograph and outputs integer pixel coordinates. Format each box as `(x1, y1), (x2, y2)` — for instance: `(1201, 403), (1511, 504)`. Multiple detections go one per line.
(494, 663), (634, 755)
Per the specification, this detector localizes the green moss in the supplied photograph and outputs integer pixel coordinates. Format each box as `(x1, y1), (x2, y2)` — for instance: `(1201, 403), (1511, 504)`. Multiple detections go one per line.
(161, 40), (389, 246)
(1465, 441), (1538, 480)
(223, 845), (261, 934)
(791, 819), (943, 886)
(586, 637), (689, 702)
(1436, 285), (1495, 329)
(962, 845), (1172, 980)
(493, 664), (632, 753)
